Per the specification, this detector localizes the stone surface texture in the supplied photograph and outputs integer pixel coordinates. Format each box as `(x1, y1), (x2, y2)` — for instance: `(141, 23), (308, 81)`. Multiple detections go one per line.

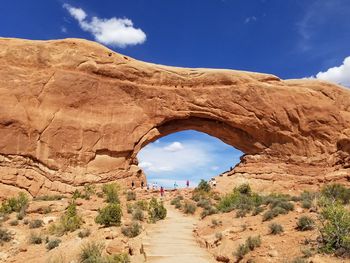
(0, 38), (349, 197)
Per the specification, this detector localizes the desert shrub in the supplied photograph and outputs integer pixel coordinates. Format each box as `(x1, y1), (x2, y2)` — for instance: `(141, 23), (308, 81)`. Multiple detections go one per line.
(72, 190), (83, 200)
(192, 180), (212, 202)
(46, 238), (61, 250)
(211, 218), (221, 227)
(0, 192), (29, 214)
(196, 198), (211, 209)
(301, 200), (312, 209)
(79, 242), (104, 262)
(252, 206), (264, 216)
(95, 203), (122, 227)
(301, 247), (314, 258)
(318, 202), (350, 256)
(0, 227), (13, 244)
(217, 184), (262, 213)
(82, 185), (96, 200)
(49, 201), (83, 236)
(183, 201), (196, 214)
(29, 219), (44, 229)
(126, 191), (136, 201)
(171, 196), (183, 208)
(121, 222), (141, 238)
(16, 209), (25, 220)
(234, 243), (250, 260)
(148, 198), (167, 223)
(132, 208), (144, 221)
(79, 242), (130, 263)
(134, 200), (148, 210)
(236, 209), (248, 218)
(269, 222), (284, 235)
(262, 206), (288, 221)
(215, 232), (223, 240)
(33, 195), (65, 201)
(102, 183), (120, 204)
(78, 229), (91, 238)
(321, 183), (350, 204)
(29, 232), (42, 244)
(9, 219), (19, 226)
(246, 235), (261, 250)
(196, 179), (211, 192)
(233, 235), (261, 260)
(42, 206), (52, 214)
(201, 206), (218, 218)
(296, 216), (315, 231)
(126, 203), (133, 214)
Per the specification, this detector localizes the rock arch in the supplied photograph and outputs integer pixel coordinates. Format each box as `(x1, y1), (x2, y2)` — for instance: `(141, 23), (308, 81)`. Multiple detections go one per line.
(0, 38), (349, 196)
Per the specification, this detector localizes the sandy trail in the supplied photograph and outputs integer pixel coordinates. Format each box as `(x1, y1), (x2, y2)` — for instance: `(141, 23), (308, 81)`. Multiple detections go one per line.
(141, 204), (215, 263)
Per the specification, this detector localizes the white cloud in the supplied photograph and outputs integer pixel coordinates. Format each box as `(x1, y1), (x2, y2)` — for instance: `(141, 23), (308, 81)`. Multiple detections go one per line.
(244, 16), (257, 24)
(63, 4), (146, 48)
(138, 140), (212, 174)
(61, 26), (67, 33)
(210, 166), (219, 171)
(314, 56), (350, 88)
(164, 142), (184, 152)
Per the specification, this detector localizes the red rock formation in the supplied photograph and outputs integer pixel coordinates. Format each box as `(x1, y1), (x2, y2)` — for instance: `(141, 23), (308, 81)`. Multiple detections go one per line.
(0, 38), (349, 197)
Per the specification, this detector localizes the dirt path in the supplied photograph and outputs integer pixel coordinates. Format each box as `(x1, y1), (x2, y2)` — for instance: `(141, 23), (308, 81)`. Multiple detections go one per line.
(141, 204), (215, 263)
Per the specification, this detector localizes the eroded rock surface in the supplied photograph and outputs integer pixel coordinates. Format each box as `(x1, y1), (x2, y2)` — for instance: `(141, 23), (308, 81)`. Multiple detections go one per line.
(0, 38), (349, 196)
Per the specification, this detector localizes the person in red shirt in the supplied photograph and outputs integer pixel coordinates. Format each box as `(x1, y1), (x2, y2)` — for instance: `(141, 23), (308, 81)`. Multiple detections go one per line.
(160, 186), (164, 197)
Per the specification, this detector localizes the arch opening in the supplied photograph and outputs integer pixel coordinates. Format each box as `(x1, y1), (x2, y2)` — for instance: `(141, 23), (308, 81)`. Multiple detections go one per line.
(137, 130), (243, 188)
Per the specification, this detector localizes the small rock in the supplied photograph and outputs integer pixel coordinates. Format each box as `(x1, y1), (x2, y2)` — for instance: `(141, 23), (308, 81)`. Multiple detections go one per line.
(268, 250), (278, 257)
(296, 207), (303, 213)
(216, 255), (230, 262)
(19, 247), (27, 252)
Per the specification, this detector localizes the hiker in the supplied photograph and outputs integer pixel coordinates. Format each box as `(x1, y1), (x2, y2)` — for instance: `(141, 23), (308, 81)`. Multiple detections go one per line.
(160, 186), (164, 197)
(186, 180), (190, 188)
(174, 181), (178, 190)
(147, 183), (150, 191)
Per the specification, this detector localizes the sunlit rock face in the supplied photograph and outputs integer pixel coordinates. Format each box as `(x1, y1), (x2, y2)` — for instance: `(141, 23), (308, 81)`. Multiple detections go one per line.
(0, 38), (349, 197)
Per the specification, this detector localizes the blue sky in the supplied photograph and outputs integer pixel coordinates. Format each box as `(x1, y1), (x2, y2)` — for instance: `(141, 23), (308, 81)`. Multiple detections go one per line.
(1, 0), (349, 187)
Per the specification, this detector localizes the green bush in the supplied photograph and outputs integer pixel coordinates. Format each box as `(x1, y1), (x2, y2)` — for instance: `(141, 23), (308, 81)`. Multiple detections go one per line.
(291, 258), (307, 263)
(246, 235), (261, 250)
(29, 219), (44, 229)
(217, 184), (262, 213)
(301, 199), (312, 209)
(183, 201), (196, 214)
(126, 191), (136, 201)
(121, 222), (141, 238)
(318, 202), (350, 255)
(201, 206), (218, 218)
(321, 184), (350, 204)
(95, 203), (122, 227)
(49, 201), (83, 236)
(252, 206), (264, 216)
(79, 242), (130, 263)
(29, 232), (42, 244)
(296, 216), (315, 231)
(236, 209), (248, 218)
(234, 243), (250, 260)
(269, 222), (284, 235)
(233, 235), (261, 260)
(46, 238), (61, 250)
(262, 206), (288, 221)
(78, 229), (91, 238)
(102, 183), (120, 204)
(132, 208), (144, 221)
(196, 198), (211, 209)
(0, 192), (29, 214)
(196, 179), (211, 192)
(148, 198), (167, 223)
(0, 227), (13, 244)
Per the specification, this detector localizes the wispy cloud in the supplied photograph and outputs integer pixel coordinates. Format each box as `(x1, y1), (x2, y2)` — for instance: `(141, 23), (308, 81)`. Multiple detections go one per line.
(63, 4), (146, 48)
(244, 16), (257, 24)
(137, 132), (243, 188)
(313, 56), (350, 88)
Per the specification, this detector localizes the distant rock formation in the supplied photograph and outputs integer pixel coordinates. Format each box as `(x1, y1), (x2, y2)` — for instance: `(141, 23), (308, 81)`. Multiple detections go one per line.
(0, 38), (349, 197)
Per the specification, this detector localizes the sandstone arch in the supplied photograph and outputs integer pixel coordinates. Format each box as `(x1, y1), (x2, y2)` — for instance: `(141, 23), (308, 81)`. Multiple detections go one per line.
(0, 38), (349, 197)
